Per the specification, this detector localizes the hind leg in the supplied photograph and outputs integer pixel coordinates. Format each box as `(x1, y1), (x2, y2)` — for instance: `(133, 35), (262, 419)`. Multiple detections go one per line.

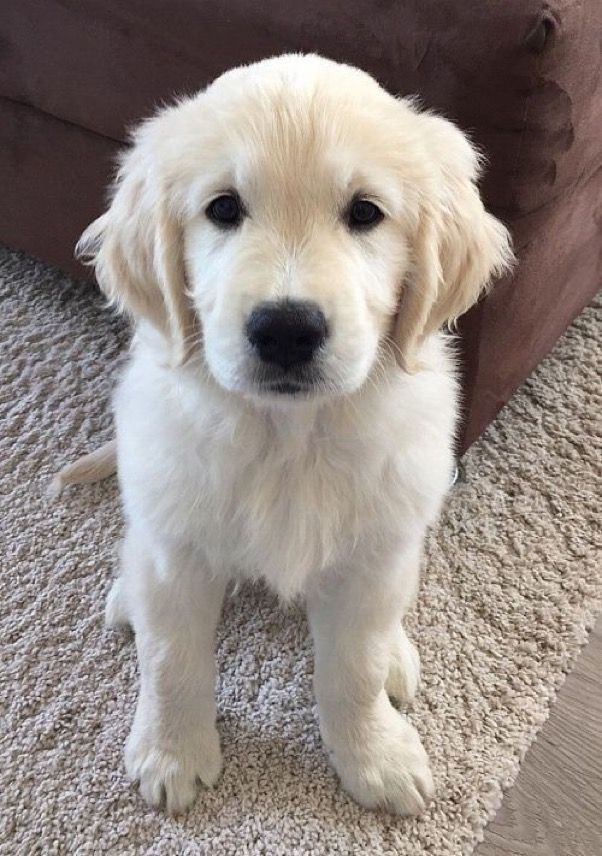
(385, 624), (421, 708)
(105, 575), (131, 629)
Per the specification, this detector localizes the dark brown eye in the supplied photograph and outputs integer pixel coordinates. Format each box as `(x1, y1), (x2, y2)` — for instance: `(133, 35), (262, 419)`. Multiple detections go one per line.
(348, 199), (383, 230)
(207, 193), (243, 228)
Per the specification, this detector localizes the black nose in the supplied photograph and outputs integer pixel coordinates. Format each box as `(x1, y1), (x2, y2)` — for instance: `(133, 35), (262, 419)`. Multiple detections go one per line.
(246, 300), (328, 370)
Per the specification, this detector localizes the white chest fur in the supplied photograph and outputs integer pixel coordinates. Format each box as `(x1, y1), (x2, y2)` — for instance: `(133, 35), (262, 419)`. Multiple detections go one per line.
(115, 338), (457, 599)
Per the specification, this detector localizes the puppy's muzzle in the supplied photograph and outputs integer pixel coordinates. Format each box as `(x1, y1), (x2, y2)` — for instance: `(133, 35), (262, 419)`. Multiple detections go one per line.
(246, 300), (328, 372)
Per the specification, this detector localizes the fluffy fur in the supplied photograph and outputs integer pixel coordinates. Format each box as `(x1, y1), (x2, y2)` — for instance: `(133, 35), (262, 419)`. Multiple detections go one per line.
(64, 54), (513, 816)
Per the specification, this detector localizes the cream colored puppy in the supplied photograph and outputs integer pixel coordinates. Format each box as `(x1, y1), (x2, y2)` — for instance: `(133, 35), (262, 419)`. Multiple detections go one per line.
(71, 54), (512, 816)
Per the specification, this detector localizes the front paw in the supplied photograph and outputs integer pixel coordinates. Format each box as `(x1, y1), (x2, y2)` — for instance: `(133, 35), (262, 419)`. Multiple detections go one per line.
(125, 724), (222, 814)
(330, 704), (434, 816)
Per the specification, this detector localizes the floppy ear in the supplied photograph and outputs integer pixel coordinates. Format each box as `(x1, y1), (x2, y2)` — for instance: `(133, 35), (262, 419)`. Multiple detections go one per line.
(392, 114), (514, 369)
(76, 120), (195, 365)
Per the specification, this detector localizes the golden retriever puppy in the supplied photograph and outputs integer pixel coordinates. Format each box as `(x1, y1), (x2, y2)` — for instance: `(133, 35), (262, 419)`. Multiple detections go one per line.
(70, 53), (512, 815)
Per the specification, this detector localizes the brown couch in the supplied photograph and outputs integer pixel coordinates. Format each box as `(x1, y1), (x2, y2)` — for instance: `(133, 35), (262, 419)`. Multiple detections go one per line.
(2, 1), (600, 452)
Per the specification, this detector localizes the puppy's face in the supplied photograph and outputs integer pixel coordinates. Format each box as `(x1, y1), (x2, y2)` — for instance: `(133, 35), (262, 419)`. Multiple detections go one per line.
(80, 55), (513, 400)
(184, 77), (412, 400)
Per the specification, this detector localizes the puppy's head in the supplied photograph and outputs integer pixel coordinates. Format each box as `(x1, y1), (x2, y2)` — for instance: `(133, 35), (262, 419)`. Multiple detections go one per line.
(79, 55), (513, 399)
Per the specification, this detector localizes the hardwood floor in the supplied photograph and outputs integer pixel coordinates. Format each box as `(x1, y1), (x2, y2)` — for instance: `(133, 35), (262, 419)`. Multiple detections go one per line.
(476, 618), (602, 856)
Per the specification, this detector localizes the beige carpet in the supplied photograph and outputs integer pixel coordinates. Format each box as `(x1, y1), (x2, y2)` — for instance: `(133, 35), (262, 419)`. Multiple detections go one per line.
(1, 245), (600, 855)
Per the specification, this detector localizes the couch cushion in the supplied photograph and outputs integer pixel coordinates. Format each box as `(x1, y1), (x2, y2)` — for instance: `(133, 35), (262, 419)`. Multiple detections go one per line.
(2, 0), (601, 225)
(0, 98), (118, 277)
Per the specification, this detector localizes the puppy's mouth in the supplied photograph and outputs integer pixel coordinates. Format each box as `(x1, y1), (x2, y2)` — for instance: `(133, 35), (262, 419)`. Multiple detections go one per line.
(250, 365), (325, 398)
(260, 381), (308, 396)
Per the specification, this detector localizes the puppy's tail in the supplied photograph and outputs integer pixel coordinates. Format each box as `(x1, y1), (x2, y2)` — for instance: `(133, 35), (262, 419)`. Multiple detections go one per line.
(51, 440), (117, 495)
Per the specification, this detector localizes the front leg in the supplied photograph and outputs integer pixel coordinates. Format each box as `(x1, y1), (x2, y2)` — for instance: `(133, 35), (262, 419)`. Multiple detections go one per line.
(307, 546), (433, 815)
(118, 528), (227, 814)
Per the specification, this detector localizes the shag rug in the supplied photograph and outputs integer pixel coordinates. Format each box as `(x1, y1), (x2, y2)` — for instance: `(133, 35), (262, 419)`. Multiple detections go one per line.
(1, 245), (600, 855)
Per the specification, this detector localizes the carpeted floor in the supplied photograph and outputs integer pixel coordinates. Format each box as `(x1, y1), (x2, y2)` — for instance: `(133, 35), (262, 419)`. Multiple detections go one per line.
(1, 245), (600, 855)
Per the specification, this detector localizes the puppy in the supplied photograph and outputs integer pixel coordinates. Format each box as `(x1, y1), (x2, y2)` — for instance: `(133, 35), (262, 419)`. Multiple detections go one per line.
(66, 54), (513, 815)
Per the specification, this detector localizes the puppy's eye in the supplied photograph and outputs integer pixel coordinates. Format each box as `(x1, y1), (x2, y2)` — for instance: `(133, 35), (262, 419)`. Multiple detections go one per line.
(206, 193), (243, 228)
(348, 199), (383, 230)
